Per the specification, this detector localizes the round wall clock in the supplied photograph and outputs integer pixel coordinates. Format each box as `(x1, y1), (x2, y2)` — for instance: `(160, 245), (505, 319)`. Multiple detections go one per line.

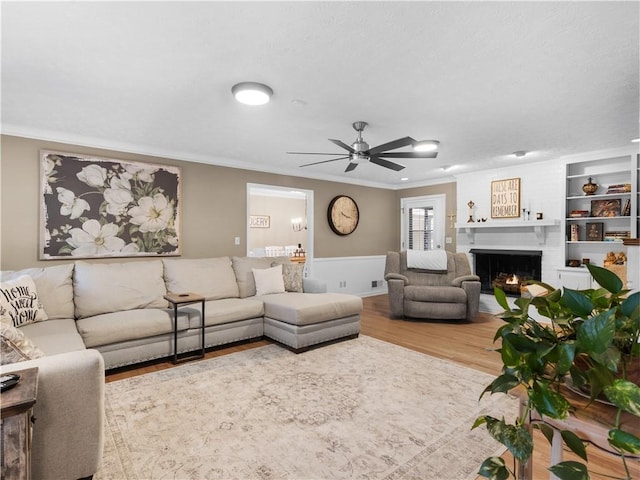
(327, 195), (359, 236)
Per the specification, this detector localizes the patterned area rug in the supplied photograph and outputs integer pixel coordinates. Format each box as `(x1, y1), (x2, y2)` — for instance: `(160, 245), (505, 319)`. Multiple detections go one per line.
(96, 336), (517, 480)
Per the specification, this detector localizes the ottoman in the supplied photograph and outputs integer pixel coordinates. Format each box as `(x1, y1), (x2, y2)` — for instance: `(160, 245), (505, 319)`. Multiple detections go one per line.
(261, 292), (362, 352)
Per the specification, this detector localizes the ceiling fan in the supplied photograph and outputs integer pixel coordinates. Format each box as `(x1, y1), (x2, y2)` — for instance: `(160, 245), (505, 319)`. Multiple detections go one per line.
(287, 121), (439, 172)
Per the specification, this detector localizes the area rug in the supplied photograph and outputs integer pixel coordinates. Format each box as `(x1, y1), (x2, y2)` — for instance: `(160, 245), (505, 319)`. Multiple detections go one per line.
(96, 336), (517, 480)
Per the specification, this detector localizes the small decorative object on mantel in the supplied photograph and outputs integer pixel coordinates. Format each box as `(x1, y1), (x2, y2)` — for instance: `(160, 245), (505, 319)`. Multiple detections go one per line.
(536, 212), (543, 220)
(467, 200), (475, 223)
(581, 176), (598, 195)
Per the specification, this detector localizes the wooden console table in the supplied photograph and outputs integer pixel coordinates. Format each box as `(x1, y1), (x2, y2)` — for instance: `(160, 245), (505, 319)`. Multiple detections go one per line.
(1, 367), (38, 480)
(518, 383), (640, 480)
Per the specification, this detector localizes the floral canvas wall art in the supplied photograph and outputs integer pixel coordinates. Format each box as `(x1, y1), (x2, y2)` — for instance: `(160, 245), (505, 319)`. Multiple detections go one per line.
(40, 151), (181, 259)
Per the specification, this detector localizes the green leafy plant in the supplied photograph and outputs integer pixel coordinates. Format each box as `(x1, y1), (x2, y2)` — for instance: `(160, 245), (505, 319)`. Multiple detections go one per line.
(473, 263), (640, 480)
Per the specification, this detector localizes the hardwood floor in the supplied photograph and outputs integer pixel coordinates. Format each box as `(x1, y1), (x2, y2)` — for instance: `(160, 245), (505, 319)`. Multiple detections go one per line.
(106, 294), (638, 480)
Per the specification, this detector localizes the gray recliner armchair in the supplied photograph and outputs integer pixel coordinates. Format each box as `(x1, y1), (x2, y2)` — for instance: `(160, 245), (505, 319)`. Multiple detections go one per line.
(384, 250), (481, 321)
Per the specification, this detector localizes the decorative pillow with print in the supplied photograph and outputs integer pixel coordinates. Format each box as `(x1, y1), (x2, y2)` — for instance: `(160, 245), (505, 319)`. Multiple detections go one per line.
(0, 275), (48, 328)
(278, 263), (304, 292)
(0, 322), (45, 365)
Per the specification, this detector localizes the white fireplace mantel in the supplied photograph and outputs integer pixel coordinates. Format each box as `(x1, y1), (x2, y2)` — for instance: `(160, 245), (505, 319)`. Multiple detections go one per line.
(455, 219), (560, 245)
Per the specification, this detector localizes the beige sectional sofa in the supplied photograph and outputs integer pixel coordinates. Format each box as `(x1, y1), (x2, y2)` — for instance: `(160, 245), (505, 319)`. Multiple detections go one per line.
(1, 255), (362, 479)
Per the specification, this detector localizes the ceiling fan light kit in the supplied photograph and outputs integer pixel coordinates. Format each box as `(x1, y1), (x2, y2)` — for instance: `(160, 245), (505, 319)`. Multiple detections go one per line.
(289, 121), (439, 173)
(412, 140), (440, 152)
(231, 82), (273, 105)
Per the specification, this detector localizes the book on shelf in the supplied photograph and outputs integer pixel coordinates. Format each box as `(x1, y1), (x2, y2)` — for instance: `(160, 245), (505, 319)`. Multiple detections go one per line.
(569, 210), (590, 218)
(622, 199), (631, 216)
(570, 224), (579, 241)
(606, 183), (631, 194)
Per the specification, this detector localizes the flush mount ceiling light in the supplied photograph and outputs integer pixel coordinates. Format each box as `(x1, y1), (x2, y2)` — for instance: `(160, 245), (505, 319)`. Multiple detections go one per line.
(632, 138), (640, 143)
(231, 82), (273, 106)
(412, 140), (440, 152)
(512, 150), (527, 158)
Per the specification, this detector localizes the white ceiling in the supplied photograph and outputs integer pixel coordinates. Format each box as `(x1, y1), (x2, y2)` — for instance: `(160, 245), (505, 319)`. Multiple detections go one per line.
(2, 1), (638, 189)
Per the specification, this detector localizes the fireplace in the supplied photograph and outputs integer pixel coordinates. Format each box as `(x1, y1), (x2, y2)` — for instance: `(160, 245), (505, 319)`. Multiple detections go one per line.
(470, 249), (542, 296)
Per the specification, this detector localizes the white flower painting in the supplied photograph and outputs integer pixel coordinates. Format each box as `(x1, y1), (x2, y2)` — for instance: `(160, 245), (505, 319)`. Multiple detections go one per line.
(40, 151), (181, 259)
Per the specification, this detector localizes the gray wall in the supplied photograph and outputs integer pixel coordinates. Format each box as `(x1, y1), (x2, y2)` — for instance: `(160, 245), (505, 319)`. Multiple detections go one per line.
(0, 135), (455, 270)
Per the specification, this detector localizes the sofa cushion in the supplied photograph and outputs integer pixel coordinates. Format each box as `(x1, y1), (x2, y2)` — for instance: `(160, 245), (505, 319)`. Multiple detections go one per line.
(404, 285), (468, 303)
(19, 319), (86, 356)
(0, 275), (48, 327)
(0, 322), (45, 365)
(74, 260), (167, 318)
(1, 263), (75, 320)
(76, 308), (189, 348)
(163, 257), (239, 300)
(253, 265), (285, 296)
(261, 292), (363, 326)
(188, 298), (264, 329)
(232, 257), (273, 298)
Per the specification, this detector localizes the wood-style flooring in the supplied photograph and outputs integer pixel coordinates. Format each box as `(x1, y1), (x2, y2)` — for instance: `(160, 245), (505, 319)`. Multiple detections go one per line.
(106, 294), (638, 480)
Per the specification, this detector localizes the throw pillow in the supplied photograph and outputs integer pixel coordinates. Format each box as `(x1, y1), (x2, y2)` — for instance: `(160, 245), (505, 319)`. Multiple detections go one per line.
(0, 275), (48, 328)
(278, 262), (304, 292)
(0, 322), (45, 365)
(252, 265), (285, 296)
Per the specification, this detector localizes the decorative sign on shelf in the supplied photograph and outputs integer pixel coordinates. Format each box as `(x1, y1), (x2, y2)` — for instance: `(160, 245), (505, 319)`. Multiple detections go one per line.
(40, 150), (181, 259)
(249, 215), (270, 228)
(491, 177), (521, 218)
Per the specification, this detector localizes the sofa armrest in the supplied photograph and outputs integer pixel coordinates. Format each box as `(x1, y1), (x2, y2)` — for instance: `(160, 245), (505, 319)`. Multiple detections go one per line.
(303, 277), (327, 293)
(384, 272), (409, 285)
(1, 349), (105, 480)
(451, 274), (480, 287)
(459, 280), (481, 321)
(386, 278), (406, 318)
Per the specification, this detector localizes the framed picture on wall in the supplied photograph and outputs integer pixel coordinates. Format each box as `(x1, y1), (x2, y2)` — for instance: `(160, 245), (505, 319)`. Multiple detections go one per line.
(249, 215), (270, 228)
(40, 150), (181, 259)
(491, 177), (521, 218)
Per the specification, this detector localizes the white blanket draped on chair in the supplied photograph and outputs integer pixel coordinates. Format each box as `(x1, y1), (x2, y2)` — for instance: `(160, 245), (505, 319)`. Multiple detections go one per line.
(406, 250), (448, 270)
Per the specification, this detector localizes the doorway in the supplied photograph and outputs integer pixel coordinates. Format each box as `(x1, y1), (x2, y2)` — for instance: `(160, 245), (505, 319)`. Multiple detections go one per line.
(400, 194), (446, 250)
(246, 183), (314, 265)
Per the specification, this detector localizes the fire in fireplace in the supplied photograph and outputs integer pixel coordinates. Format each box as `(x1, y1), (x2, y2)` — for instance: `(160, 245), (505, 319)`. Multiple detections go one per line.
(470, 249), (542, 296)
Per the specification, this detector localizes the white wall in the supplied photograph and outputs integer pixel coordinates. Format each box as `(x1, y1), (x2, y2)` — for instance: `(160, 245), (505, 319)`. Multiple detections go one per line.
(311, 255), (387, 297)
(455, 159), (564, 313)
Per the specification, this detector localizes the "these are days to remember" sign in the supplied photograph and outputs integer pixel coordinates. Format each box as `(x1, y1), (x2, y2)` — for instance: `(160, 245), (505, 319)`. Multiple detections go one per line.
(491, 177), (521, 218)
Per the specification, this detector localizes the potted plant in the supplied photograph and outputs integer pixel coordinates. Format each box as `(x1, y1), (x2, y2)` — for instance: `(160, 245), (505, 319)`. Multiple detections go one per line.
(473, 263), (640, 480)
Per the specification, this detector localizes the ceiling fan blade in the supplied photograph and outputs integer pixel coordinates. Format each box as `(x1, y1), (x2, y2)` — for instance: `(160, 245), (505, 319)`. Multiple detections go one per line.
(376, 151), (438, 159)
(329, 139), (355, 153)
(299, 156), (350, 167)
(370, 156), (406, 171)
(344, 163), (358, 172)
(287, 152), (346, 156)
(368, 136), (415, 155)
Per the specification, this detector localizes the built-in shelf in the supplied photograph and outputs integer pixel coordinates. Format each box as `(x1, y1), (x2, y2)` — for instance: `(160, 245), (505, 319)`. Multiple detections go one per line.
(455, 219), (560, 245)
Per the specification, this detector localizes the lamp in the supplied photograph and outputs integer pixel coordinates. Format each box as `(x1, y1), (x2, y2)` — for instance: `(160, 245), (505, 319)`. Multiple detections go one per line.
(291, 217), (306, 232)
(412, 140), (440, 152)
(231, 82), (273, 105)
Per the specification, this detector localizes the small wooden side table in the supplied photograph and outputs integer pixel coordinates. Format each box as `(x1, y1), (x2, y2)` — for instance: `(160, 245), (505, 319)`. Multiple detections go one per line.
(164, 292), (206, 364)
(1, 367), (38, 480)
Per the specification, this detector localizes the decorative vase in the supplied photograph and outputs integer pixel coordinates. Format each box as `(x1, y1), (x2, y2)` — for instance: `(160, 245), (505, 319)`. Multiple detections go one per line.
(582, 177), (598, 195)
